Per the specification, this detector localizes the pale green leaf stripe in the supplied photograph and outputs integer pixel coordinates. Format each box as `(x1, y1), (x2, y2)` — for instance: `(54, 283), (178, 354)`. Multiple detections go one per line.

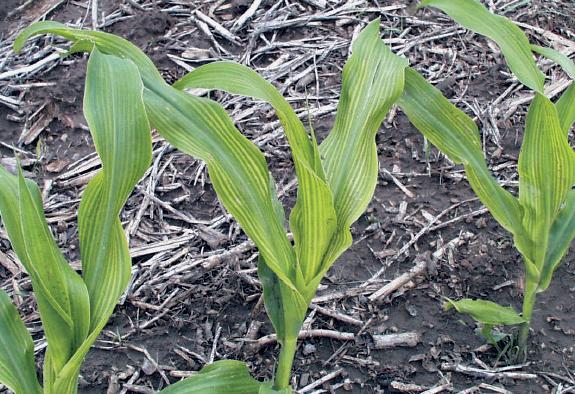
(518, 94), (575, 270)
(174, 61), (336, 285)
(556, 83), (575, 135)
(315, 20), (408, 291)
(14, 21), (299, 294)
(540, 190), (575, 290)
(397, 68), (532, 259)
(143, 84), (297, 289)
(79, 49), (152, 332)
(419, 0), (545, 93)
(531, 45), (575, 79)
(174, 61), (324, 176)
(159, 360), (261, 394)
(0, 289), (42, 394)
(444, 298), (526, 325)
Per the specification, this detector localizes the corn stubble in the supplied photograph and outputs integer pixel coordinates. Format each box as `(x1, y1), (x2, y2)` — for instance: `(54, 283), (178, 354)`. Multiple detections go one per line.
(0, 0), (573, 392)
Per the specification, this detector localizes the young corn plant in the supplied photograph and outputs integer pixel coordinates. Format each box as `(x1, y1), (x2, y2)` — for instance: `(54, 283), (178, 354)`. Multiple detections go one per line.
(400, 0), (575, 359)
(13, 19), (408, 392)
(0, 49), (152, 393)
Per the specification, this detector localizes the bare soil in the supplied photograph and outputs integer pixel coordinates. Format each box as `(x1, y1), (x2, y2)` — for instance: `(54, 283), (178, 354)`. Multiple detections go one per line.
(0, 1), (574, 393)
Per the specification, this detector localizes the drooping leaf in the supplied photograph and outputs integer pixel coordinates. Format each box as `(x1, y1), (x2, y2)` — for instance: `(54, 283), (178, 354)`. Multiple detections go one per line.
(15, 21), (161, 85)
(14, 15), (301, 343)
(531, 45), (575, 79)
(419, 0), (545, 93)
(518, 94), (575, 271)
(159, 360), (261, 394)
(174, 60), (336, 289)
(397, 68), (531, 259)
(0, 289), (42, 394)
(444, 298), (526, 326)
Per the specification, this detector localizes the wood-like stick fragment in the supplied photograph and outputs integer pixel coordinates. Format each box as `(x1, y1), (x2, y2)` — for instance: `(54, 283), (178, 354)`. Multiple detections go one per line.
(369, 258), (428, 302)
(372, 332), (421, 349)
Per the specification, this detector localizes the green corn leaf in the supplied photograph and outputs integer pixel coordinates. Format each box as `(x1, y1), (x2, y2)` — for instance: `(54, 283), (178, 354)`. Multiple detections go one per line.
(79, 48), (152, 332)
(531, 45), (575, 79)
(397, 68), (531, 258)
(143, 83), (298, 291)
(159, 360), (261, 394)
(540, 190), (575, 291)
(0, 165), (92, 387)
(0, 289), (42, 394)
(444, 298), (526, 326)
(314, 19), (408, 290)
(14, 17), (301, 332)
(518, 94), (575, 271)
(556, 83), (575, 135)
(50, 49), (152, 393)
(14, 21), (161, 85)
(173, 60), (336, 289)
(419, 0), (545, 93)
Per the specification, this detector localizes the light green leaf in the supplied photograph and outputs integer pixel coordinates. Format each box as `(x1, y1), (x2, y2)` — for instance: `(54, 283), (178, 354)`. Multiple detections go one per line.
(14, 21), (161, 85)
(3, 166), (91, 385)
(159, 360), (261, 394)
(79, 48), (152, 332)
(419, 0), (545, 93)
(531, 45), (575, 79)
(14, 16), (300, 326)
(174, 60), (336, 287)
(397, 68), (531, 258)
(556, 82), (575, 135)
(539, 190), (575, 291)
(0, 289), (42, 394)
(518, 94), (575, 270)
(143, 83), (297, 291)
(314, 19), (408, 291)
(444, 298), (526, 326)
(50, 49), (152, 393)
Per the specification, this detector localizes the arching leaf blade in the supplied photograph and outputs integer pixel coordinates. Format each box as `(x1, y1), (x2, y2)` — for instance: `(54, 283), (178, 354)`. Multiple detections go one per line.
(174, 61), (336, 285)
(143, 83), (297, 290)
(397, 68), (531, 258)
(419, 0), (545, 93)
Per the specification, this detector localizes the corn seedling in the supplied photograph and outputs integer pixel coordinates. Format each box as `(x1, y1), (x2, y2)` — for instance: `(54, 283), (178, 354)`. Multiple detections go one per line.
(400, 0), (575, 360)
(0, 49), (152, 393)
(9, 19), (408, 393)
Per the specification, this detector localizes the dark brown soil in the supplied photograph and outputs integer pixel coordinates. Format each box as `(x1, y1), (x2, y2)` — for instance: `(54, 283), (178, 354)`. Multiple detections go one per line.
(0, 1), (574, 393)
